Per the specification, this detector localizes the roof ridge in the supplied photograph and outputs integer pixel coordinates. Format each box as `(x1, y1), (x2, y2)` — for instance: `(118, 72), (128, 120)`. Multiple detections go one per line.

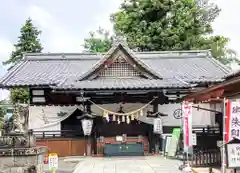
(24, 52), (103, 56)
(24, 50), (210, 56)
(23, 50), (211, 61)
(205, 52), (231, 75)
(135, 49), (211, 54)
(24, 52), (104, 60)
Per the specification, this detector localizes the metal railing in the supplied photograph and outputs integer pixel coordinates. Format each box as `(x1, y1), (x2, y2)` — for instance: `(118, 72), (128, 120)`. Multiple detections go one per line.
(164, 126), (220, 134)
(192, 126), (220, 134)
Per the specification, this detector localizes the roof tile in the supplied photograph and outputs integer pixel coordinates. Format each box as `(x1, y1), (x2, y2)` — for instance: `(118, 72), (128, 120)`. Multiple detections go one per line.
(55, 78), (191, 90)
(0, 48), (231, 89)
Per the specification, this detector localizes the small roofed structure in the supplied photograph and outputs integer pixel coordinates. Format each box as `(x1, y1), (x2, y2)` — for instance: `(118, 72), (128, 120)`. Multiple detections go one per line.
(185, 68), (240, 103)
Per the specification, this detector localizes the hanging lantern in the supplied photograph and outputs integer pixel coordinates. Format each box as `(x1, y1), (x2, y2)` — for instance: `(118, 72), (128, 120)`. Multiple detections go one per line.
(81, 118), (93, 136)
(122, 116), (125, 122)
(140, 110), (143, 116)
(131, 114), (134, 120)
(117, 116), (120, 124)
(112, 114), (116, 121)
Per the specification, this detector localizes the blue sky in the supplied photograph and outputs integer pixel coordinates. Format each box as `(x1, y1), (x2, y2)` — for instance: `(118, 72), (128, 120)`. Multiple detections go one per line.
(0, 0), (240, 100)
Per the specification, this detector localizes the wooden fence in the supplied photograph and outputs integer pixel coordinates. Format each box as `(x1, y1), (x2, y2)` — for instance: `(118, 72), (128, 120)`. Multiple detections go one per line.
(35, 130), (87, 157)
(177, 126), (222, 167)
(191, 149), (221, 167)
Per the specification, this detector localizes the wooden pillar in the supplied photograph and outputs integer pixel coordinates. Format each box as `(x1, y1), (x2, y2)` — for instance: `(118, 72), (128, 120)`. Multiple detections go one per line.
(86, 103), (95, 156)
(148, 125), (153, 153)
(153, 103), (160, 154)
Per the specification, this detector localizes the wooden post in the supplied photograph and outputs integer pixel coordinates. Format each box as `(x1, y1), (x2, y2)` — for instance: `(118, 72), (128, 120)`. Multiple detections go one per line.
(153, 103), (159, 154)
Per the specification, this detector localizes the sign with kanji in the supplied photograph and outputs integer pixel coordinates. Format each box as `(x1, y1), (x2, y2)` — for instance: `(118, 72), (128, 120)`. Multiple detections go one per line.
(226, 101), (240, 142)
(48, 153), (58, 172)
(192, 133), (197, 146)
(182, 101), (193, 151)
(226, 143), (240, 168)
(231, 102), (240, 139)
(153, 118), (163, 134)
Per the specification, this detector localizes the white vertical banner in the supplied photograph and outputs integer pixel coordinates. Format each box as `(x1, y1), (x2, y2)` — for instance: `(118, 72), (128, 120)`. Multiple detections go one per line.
(153, 118), (163, 134)
(182, 101), (193, 151)
(229, 102), (240, 140)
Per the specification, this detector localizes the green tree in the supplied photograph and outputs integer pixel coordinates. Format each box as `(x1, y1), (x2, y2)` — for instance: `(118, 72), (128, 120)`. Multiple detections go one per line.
(111, 0), (238, 64)
(2, 18), (43, 103)
(0, 101), (6, 130)
(83, 0), (237, 65)
(83, 27), (113, 53)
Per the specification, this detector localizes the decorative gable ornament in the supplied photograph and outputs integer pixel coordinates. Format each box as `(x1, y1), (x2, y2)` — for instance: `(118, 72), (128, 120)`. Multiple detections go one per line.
(112, 35), (128, 47)
(99, 55), (141, 77)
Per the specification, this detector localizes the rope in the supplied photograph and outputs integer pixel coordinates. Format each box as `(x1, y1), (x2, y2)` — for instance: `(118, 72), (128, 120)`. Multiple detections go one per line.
(88, 97), (157, 116)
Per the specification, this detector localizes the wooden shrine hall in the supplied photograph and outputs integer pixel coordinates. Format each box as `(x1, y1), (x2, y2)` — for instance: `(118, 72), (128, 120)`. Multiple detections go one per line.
(0, 43), (230, 157)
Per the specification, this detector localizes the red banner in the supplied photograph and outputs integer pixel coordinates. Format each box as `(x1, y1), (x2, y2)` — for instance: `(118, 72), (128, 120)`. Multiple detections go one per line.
(183, 101), (193, 150)
(225, 99), (231, 143)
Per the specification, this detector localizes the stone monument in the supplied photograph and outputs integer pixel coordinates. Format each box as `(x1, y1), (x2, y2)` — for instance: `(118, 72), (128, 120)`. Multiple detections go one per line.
(0, 104), (47, 173)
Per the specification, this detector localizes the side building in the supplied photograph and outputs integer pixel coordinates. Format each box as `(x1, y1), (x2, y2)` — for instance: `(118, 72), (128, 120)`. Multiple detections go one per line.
(0, 43), (230, 156)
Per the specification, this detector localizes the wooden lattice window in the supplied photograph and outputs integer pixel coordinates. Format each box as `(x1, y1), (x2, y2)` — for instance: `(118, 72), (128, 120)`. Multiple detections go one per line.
(98, 57), (140, 77)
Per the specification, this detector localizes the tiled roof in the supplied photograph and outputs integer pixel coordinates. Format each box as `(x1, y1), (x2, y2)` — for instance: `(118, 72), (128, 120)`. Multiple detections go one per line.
(55, 78), (192, 90)
(223, 68), (240, 79)
(0, 47), (231, 90)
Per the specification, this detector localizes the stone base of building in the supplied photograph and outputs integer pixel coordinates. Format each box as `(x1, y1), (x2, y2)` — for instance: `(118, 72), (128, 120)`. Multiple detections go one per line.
(0, 146), (48, 173)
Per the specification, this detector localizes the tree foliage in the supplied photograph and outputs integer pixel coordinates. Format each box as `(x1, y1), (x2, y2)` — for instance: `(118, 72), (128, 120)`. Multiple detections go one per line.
(111, 0), (238, 64)
(2, 18), (43, 103)
(10, 88), (29, 104)
(83, 27), (113, 53)
(0, 101), (6, 130)
(84, 0), (238, 65)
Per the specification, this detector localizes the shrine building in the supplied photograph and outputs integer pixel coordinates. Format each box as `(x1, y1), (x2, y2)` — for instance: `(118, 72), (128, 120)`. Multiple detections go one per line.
(0, 43), (230, 157)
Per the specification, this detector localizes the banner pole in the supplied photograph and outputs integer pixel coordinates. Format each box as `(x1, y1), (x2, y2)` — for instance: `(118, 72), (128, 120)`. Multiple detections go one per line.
(222, 97), (226, 173)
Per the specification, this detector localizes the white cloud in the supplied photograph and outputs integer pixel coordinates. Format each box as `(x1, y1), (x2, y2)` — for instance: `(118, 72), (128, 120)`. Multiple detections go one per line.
(0, 89), (9, 101)
(27, 5), (84, 52)
(0, 39), (12, 101)
(28, 5), (53, 29)
(213, 0), (240, 56)
(86, 0), (120, 36)
(0, 39), (13, 63)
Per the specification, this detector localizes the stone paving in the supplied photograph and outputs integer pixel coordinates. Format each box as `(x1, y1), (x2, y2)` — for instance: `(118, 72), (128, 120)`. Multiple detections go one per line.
(43, 157), (78, 173)
(73, 156), (183, 173)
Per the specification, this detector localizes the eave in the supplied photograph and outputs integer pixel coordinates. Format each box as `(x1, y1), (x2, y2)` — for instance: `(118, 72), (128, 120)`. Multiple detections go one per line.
(185, 75), (240, 102)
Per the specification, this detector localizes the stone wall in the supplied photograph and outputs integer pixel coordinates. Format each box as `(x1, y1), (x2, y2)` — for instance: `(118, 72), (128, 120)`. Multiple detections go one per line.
(0, 149), (46, 173)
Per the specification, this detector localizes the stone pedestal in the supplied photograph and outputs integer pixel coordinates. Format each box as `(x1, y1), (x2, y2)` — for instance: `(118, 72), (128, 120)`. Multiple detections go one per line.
(0, 146), (47, 173)
(87, 144), (91, 156)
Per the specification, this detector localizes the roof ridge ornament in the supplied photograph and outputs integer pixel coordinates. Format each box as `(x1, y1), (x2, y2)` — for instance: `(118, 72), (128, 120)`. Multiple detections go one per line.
(112, 35), (129, 48)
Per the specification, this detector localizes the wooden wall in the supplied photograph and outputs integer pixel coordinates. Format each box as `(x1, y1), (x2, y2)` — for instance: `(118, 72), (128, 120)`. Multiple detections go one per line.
(36, 138), (87, 157)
